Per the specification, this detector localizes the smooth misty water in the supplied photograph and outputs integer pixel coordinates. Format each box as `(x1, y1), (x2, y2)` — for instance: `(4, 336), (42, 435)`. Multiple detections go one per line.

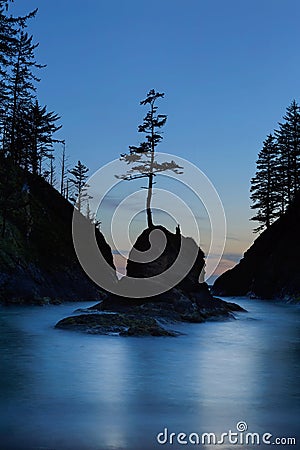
(0, 298), (299, 450)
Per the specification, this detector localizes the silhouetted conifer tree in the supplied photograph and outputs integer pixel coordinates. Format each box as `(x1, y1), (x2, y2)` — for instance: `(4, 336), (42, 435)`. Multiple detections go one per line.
(250, 134), (280, 231)
(3, 32), (44, 164)
(251, 100), (300, 232)
(25, 100), (61, 174)
(43, 155), (56, 187)
(0, 1), (66, 235)
(117, 89), (183, 228)
(0, 2), (37, 144)
(60, 141), (72, 197)
(68, 160), (91, 213)
(275, 100), (300, 204)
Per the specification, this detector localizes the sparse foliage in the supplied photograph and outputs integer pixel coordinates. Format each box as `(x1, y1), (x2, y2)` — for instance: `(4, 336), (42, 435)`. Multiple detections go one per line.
(117, 89), (183, 228)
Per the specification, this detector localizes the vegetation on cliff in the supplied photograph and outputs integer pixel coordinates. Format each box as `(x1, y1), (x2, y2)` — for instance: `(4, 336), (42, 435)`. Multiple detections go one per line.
(213, 194), (300, 300)
(0, 159), (114, 304)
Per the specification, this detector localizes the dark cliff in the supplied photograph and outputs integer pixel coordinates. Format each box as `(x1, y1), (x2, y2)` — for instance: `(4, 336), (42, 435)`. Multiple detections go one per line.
(213, 196), (300, 300)
(0, 163), (115, 304)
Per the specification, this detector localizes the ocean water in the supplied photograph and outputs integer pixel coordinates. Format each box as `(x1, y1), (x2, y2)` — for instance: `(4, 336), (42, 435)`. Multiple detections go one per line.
(0, 298), (299, 450)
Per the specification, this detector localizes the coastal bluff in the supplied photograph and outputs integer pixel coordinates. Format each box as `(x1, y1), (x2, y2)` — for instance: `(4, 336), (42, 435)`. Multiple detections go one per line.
(213, 195), (300, 300)
(0, 169), (115, 305)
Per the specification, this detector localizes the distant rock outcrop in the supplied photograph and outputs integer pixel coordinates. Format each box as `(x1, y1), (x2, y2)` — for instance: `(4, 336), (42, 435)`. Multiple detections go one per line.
(213, 195), (300, 300)
(0, 170), (115, 304)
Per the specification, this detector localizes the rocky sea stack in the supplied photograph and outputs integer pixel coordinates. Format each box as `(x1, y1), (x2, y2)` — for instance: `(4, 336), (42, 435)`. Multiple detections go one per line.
(56, 226), (246, 336)
(213, 195), (300, 300)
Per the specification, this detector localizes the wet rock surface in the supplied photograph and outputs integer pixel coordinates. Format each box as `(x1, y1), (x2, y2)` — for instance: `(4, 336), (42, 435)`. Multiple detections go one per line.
(55, 313), (180, 337)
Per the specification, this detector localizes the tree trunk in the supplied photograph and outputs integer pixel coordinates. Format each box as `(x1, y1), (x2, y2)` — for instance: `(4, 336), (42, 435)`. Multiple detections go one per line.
(10, 49), (21, 164)
(146, 101), (156, 229)
(50, 158), (54, 186)
(287, 150), (292, 204)
(146, 172), (154, 229)
(146, 135), (155, 229)
(266, 161), (271, 228)
(60, 143), (65, 195)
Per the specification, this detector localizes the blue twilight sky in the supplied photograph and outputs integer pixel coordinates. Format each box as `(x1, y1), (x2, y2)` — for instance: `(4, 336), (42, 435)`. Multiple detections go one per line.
(10, 0), (300, 277)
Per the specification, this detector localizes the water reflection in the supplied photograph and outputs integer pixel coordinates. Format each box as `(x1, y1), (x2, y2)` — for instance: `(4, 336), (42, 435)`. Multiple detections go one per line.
(0, 300), (299, 450)
(0, 313), (34, 398)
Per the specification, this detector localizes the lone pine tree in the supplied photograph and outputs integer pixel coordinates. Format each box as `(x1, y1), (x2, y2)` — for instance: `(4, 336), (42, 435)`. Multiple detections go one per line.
(117, 89), (183, 228)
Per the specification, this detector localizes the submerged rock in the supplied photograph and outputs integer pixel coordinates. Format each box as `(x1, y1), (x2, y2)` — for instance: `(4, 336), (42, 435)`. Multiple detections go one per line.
(95, 284), (245, 324)
(55, 287), (245, 337)
(55, 313), (180, 337)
